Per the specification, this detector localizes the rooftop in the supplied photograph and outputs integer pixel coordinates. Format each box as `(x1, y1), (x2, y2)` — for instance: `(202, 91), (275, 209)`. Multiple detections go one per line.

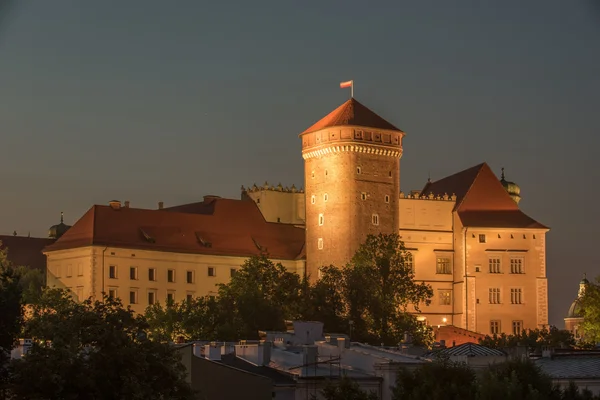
(0, 235), (55, 270)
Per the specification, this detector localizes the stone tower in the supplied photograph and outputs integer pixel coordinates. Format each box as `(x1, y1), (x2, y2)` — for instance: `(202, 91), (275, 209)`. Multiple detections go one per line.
(300, 98), (405, 280)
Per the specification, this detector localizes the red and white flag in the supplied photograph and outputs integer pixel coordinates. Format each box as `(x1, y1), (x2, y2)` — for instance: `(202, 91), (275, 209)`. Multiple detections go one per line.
(340, 80), (353, 88)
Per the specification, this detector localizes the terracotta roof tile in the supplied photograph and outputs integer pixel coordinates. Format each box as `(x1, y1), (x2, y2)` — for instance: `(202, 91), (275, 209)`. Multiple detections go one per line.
(0, 235), (55, 270)
(301, 98), (402, 135)
(421, 163), (548, 230)
(44, 199), (305, 260)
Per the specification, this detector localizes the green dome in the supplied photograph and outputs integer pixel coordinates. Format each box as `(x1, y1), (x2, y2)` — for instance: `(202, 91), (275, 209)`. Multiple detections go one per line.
(567, 299), (582, 318)
(500, 168), (521, 204)
(48, 212), (71, 239)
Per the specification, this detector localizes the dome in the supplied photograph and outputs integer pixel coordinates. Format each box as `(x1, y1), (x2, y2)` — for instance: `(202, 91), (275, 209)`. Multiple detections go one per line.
(567, 298), (582, 318)
(48, 212), (72, 239)
(500, 168), (521, 204)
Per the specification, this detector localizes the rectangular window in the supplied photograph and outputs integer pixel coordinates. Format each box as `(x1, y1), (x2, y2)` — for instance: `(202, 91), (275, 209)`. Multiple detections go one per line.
(148, 268), (156, 281)
(318, 213), (324, 226)
(108, 288), (117, 299)
(109, 265), (117, 279)
(405, 252), (414, 272)
(167, 269), (175, 283)
(489, 258), (501, 274)
(511, 288), (523, 304)
(186, 270), (194, 284)
(436, 257), (451, 274)
(167, 292), (175, 303)
(186, 294), (193, 302)
(129, 290), (138, 305)
(479, 234), (486, 243)
(510, 258), (524, 274)
(490, 320), (500, 335)
(489, 288), (501, 304)
(384, 195), (390, 203)
(438, 289), (452, 305)
(148, 291), (156, 305)
(372, 214), (379, 226)
(361, 192), (367, 200)
(76, 287), (83, 301)
(130, 267), (138, 280)
(512, 320), (523, 335)
(318, 238), (323, 250)
(230, 268), (237, 278)
(77, 263), (83, 276)
(66, 265), (73, 277)
(208, 267), (215, 277)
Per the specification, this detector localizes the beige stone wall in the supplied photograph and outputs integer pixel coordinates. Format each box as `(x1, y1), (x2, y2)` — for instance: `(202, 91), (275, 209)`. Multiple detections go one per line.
(301, 126), (403, 280)
(244, 186), (306, 225)
(46, 246), (305, 314)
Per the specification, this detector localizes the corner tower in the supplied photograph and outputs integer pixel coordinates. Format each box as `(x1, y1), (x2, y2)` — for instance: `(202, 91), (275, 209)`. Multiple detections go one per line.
(300, 98), (405, 280)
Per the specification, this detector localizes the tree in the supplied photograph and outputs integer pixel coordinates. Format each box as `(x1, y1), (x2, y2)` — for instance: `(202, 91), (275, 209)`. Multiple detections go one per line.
(392, 357), (478, 400)
(316, 375), (379, 400)
(579, 276), (600, 344)
(0, 245), (22, 366)
(13, 265), (44, 305)
(304, 265), (347, 334)
(479, 327), (576, 351)
(7, 288), (196, 399)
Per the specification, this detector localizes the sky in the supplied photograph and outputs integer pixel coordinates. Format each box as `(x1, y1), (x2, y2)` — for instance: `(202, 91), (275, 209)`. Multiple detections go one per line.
(0, 0), (598, 326)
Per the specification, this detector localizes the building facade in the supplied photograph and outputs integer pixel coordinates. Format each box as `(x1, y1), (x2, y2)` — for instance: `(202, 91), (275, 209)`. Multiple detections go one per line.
(44, 97), (549, 335)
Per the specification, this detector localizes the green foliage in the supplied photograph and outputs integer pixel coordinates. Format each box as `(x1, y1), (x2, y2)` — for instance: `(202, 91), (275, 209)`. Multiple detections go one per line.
(13, 265), (44, 305)
(579, 276), (600, 344)
(316, 375), (379, 400)
(7, 288), (196, 399)
(479, 326), (576, 351)
(393, 357), (478, 400)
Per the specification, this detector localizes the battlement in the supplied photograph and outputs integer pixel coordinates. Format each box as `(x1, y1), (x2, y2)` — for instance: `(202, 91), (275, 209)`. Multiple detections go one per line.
(242, 182), (304, 194)
(400, 191), (457, 201)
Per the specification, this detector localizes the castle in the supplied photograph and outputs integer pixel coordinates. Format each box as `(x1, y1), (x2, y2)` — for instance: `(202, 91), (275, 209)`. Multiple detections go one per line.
(43, 98), (549, 336)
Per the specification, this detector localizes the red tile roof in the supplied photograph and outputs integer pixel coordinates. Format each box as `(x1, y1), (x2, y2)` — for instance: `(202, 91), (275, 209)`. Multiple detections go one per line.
(421, 163), (548, 229)
(44, 198), (306, 260)
(301, 98), (403, 135)
(0, 235), (55, 270)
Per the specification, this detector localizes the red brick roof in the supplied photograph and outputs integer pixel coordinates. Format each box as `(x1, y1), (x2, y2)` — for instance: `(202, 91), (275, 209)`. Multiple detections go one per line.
(301, 98), (403, 135)
(0, 235), (55, 271)
(421, 163), (548, 229)
(44, 198), (306, 260)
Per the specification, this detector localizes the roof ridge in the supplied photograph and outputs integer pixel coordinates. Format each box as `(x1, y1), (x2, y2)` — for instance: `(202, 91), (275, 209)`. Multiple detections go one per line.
(453, 163), (486, 210)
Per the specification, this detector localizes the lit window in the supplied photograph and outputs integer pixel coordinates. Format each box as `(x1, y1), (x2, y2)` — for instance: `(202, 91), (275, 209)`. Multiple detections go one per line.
(490, 320), (500, 335)
(489, 288), (501, 304)
(167, 269), (175, 283)
(318, 238), (323, 250)
(385, 195), (390, 203)
(311, 195), (316, 204)
(318, 214), (324, 226)
(130, 267), (138, 280)
(208, 267), (216, 277)
(324, 193), (328, 202)
(510, 288), (523, 304)
(479, 234), (486, 243)
(510, 258), (524, 274)
(186, 270), (194, 283)
(512, 320), (523, 335)
(436, 257), (451, 274)
(438, 290), (451, 305)
(109, 266), (117, 279)
(372, 214), (379, 225)
(489, 258), (501, 274)
(148, 268), (156, 281)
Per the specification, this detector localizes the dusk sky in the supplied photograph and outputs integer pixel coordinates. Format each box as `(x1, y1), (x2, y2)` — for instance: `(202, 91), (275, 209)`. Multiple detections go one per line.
(0, 1), (598, 326)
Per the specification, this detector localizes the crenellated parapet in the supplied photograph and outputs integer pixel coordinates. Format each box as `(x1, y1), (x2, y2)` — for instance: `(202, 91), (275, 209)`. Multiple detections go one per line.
(400, 191), (457, 201)
(302, 143), (402, 160)
(241, 182), (304, 194)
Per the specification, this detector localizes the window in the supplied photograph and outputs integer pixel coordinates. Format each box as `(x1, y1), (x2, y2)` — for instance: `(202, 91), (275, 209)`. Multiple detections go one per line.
(511, 288), (523, 304)
(372, 214), (379, 226)
(510, 258), (524, 274)
(318, 238), (323, 250)
(479, 234), (486, 243)
(490, 320), (500, 335)
(76, 287), (83, 301)
(512, 320), (523, 335)
(130, 267), (138, 280)
(167, 292), (175, 303)
(361, 192), (367, 200)
(356, 166), (362, 174)
(438, 289), (452, 305)
(186, 294), (193, 302)
(475, 265), (481, 272)
(311, 171), (315, 178)
(311, 195), (316, 204)
(129, 290), (138, 305)
(77, 263), (83, 276)
(167, 269), (175, 283)
(436, 257), (451, 274)
(324, 193), (328, 202)
(230, 268), (237, 278)
(325, 169), (328, 176)
(318, 214), (324, 226)
(489, 258), (501, 274)
(186, 270), (194, 284)
(404, 252), (414, 272)
(489, 288), (501, 304)
(389, 171), (392, 177)
(148, 291), (156, 305)
(208, 267), (216, 277)
(108, 288), (117, 299)
(148, 268), (156, 281)
(66, 265), (72, 277)
(385, 195), (390, 203)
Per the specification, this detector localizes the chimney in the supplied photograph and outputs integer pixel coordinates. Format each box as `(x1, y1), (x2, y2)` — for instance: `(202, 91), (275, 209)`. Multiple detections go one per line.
(204, 342), (221, 361)
(193, 343), (203, 358)
(235, 341), (271, 366)
(158, 201), (164, 210)
(124, 201), (130, 208)
(108, 200), (121, 210)
(337, 337), (348, 351)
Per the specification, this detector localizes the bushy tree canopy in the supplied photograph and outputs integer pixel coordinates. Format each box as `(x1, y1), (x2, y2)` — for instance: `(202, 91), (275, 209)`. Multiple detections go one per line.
(580, 276), (600, 344)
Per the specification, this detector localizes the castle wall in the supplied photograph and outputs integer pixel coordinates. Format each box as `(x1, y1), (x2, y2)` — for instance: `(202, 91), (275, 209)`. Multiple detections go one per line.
(243, 184), (305, 225)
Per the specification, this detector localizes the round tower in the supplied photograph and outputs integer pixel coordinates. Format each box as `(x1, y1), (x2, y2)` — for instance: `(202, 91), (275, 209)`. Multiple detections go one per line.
(299, 98), (404, 280)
